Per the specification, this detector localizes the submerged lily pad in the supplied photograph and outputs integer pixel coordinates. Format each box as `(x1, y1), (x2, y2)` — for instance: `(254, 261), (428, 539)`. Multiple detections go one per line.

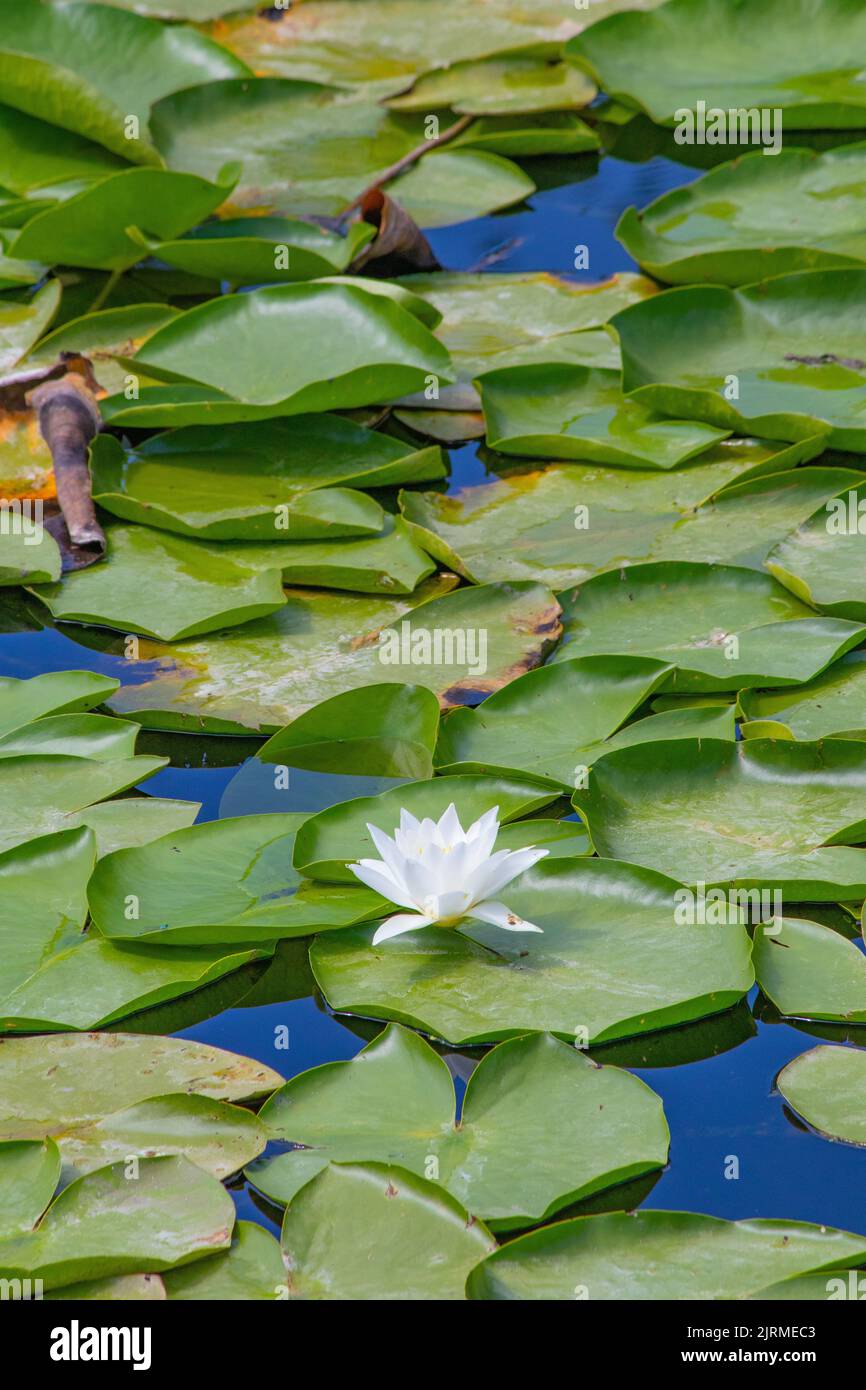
(88, 812), (384, 946)
(573, 738), (866, 898)
(8, 166), (237, 272)
(0, 1033), (283, 1136)
(249, 1026), (668, 1231)
(399, 442), (826, 586)
(293, 773), (558, 882)
(480, 364), (730, 466)
(0, 0), (248, 164)
(0, 1152), (235, 1291)
(566, 0), (866, 130)
(32, 524), (289, 642)
(739, 653), (866, 741)
(89, 427), (408, 542)
(257, 684), (441, 780)
(555, 561), (866, 692)
(753, 917), (866, 1022)
(138, 216), (374, 286)
(467, 1208), (866, 1300)
(435, 655), (739, 788)
(311, 857), (753, 1045)
(777, 1045), (866, 1145)
(94, 577), (560, 734)
(617, 145), (866, 286)
(281, 1161), (494, 1300)
(767, 482), (866, 620)
(614, 271), (866, 451)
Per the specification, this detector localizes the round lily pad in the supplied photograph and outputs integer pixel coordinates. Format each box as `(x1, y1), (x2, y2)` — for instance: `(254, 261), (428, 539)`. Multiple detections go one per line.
(311, 856), (754, 1045)
(249, 1026), (669, 1231)
(777, 1046), (866, 1147)
(753, 917), (866, 1023)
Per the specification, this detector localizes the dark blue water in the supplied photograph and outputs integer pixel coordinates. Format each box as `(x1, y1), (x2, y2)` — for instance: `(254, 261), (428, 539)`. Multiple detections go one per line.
(7, 149), (866, 1241)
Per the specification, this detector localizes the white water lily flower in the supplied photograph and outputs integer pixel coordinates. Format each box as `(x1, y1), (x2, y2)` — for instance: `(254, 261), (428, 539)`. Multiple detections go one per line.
(348, 803), (548, 946)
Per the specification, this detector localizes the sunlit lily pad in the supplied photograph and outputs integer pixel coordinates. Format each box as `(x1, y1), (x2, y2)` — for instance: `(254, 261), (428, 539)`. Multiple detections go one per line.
(0, 1139), (60, 1237)
(21, 303), (179, 395)
(43, 1273), (166, 1300)
(93, 577), (560, 734)
(0, 669), (118, 734)
(152, 78), (532, 225)
(388, 53), (595, 115)
(479, 364), (730, 465)
(0, 1033), (283, 1137)
(32, 524), (289, 641)
(739, 653), (866, 741)
(467, 1208), (866, 1300)
(0, 280), (60, 374)
(8, 166), (238, 272)
(0, 712), (139, 761)
(66, 797), (200, 857)
(614, 271), (866, 451)
(88, 812), (385, 946)
(258, 684), (441, 780)
(777, 1045), (866, 1145)
(281, 1161), (494, 1300)
(115, 281), (453, 418)
(164, 1221), (287, 1301)
(249, 1026), (668, 1231)
(0, 528), (62, 586)
(617, 145), (866, 286)
(435, 655), (740, 788)
(574, 738), (866, 899)
(566, 0), (866, 130)
(138, 216), (374, 286)
(311, 857), (754, 1045)
(209, 518), (437, 596)
(0, 750), (168, 855)
(0, 0), (248, 165)
(294, 774), (558, 882)
(89, 427), (410, 542)
(753, 917), (866, 1022)
(767, 481), (866, 620)
(400, 442), (827, 586)
(0, 1152), (235, 1291)
(554, 562), (866, 692)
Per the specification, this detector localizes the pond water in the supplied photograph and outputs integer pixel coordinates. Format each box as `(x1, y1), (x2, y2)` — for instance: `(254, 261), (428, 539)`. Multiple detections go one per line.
(5, 142), (866, 1243)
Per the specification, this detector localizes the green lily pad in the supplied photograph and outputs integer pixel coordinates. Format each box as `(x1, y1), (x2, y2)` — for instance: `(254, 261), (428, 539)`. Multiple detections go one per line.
(613, 271), (866, 451)
(777, 1044), (866, 1145)
(754, 917), (866, 1022)
(574, 738), (866, 898)
(90, 414), (442, 541)
(617, 145), (866, 286)
(67, 797), (200, 857)
(554, 561), (866, 692)
(152, 77), (532, 225)
(0, 937), (267, 1033)
(281, 1161), (494, 1300)
(0, 750), (167, 855)
(311, 856), (754, 1045)
(258, 683), (440, 779)
(0, 251), (46, 291)
(21, 303), (179, 395)
(767, 481), (866, 619)
(32, 524), (288, 641)
(0, 829), (95, 1008)
(449, 113), (599, 159)
(388, 52), (596, 115)
(0, 1139), (60, 1238)
(88, 812), (385, 946)
(739, 652), (866, 740)
(249, 1026), (669, 1231)
(0, 1032), (284, 1136)
(399, 442), (828, 586)
(293, 773), (558, 882)
(748, 1270), (866, 1300)
(43, 1273), (166, 1300)
(0, 0), (248, 165)
(467, 1208), (866, 1300)
(138, 216), (374, 286)
(0, 1153), (235, 1291)
(164, 1221), (287, 1301)
(566, 0), (866, 130)
(479, 364), (730, 466)
(396, 270), (655, 405)
(0, 280), (60, 373)
(435, 655), (739, 788)
(93, 576), (560, 734)
(117, 280), (453, 417)
(205, 1), (587, 98)
(8, 166), (238, 272)
(0, 713), (139, 761)
(0, 675), (109, 746)
(0, 528), (62, 586)
(0, 402), (53, 497)
(0, 102), (124, 196)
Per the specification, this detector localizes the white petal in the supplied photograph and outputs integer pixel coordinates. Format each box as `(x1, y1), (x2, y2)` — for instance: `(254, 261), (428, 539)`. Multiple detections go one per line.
(372, 913), (434, 945)
(471, 900), (544, 933)
(435, 802), (464, 848)
(465, 806), (500, 866)
(348, 860), (417, 911)
(477, 844), (548, 899)
(367, 823), (410, 884)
